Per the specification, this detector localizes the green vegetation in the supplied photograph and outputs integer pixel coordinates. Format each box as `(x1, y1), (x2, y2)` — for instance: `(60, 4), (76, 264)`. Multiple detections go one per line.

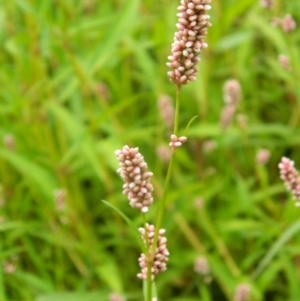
(0, 0), (300, 300)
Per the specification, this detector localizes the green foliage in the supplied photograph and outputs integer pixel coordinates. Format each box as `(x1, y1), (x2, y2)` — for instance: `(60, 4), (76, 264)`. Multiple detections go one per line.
(0, 0), (300, 300)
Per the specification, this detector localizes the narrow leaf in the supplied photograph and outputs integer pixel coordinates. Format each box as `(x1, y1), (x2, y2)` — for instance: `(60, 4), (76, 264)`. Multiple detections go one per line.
(102, 200), (145, 251)
(252, 220), (300, 279)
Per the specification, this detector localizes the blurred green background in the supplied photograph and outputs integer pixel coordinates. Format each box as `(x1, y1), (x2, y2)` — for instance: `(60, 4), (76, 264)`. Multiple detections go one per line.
(0, 0), (300, 300)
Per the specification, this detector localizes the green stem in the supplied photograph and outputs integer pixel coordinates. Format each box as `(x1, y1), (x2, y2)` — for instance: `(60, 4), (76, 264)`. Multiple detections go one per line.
(146, 86), (181, 300)
(143, 214), (152, 301)
(153, 86), (180, 244)
(174, 85), (181, 136)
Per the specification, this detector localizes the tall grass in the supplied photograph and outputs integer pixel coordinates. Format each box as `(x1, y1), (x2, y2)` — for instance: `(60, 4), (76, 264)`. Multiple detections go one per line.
(0, 0), (300, 300)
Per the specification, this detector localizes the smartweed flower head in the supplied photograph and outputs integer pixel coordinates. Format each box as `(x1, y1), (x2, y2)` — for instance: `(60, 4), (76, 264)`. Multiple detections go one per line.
(54, 188), (67, 212)
(278, 54), (291, 71)
(220, 104), (236, 130)
(137, 224), (169, 280)
(203, 139), (217, 153)
(223, 79), (241, 105)
(2, 256), (18, 274)
(194, 256), (210, 275)
(194, 197), (204, 208)
(271, 17), (281, 27)
(157, 94), (174, 130)
(234, 284), (250, 301)
(115, 146), (154, 213)
(256, 149), (270, 165)
(220, 79), (242, 130)
(109, 292), (126, 301)
(3, 261), (17, 274)
(272, 14), (296, 32)
(167, 0), (212, 87)
(259, 0), (273, 9)
(281, 14), (296, 32)
(3, 134), (15, 151)
(278, 157), (300, 206)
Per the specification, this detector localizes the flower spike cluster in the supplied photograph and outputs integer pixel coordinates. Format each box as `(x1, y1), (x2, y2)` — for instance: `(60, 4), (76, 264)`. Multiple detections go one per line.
(137, 224), (169, 280)
(167, 0), (212, 86)
(115, 146), (154, 213)
(278, 157), (300, 206)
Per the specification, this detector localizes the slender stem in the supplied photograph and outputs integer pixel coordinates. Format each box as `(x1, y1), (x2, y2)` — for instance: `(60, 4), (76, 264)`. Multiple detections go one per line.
(145, 86), (181, 301)
(153, 87), (180, 245)
(144, 84), (182, 301)
(174, 85), (181, 135)
(143, 214), (152, 301)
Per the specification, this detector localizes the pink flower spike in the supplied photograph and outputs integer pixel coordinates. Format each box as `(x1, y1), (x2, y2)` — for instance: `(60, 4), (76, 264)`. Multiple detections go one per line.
(137, 224), (169, 280)
(278, 156), (300, 203)
(115, 146), (154, 212)
(167, 0), (212, 87)
(234, 284), (250, 301)
(281, 14), (296, 33)
(260, 0), (273, 9)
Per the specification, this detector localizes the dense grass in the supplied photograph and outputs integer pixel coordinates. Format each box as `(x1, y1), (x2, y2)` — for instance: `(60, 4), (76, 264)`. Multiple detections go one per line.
(0, 0), (300, 300)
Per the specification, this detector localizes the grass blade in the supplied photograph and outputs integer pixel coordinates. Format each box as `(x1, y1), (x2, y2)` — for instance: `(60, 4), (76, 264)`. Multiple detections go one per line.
(252, 220), (300, 279)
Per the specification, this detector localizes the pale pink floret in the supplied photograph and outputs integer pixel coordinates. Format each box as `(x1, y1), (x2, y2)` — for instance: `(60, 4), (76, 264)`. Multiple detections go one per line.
(278, 157), (300, 205)
(234, 284), (250, 301)
(167, 0), (212, 86)
(169, 134), (187, 150)
(137, 224), (169, 280)
(115, 146), (154, 213)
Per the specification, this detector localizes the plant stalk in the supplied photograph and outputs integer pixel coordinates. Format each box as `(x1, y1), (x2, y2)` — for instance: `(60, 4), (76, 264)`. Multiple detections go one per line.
(145, 86), (181, 301)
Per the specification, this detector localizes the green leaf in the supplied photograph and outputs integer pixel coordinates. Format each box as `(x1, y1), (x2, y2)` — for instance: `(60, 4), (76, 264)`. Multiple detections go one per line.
(89, 0), (140, 75)
(216, 31), (253, 51)
(102, 200), (145, 251)
(47, 103), (106, 181)
(253, 220), (300, 279)
(0, 148), (56, 201)
(0, 222), (22, 232)
(184, 115), (198, 136)
(37, 292), (107, 301)
(249, 13), (287, 53)
(96, 257), (123, 292)
(15, 271), (54, 293)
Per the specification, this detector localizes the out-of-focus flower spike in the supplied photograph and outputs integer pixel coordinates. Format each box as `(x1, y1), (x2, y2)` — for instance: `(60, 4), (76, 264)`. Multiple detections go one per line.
(278, 157), (300, 204)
